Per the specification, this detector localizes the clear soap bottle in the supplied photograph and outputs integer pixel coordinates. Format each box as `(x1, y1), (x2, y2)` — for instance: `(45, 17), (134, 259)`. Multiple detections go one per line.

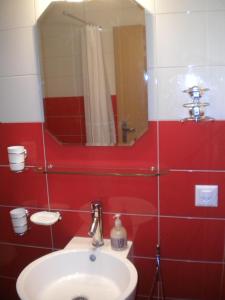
(110, 214), (127, 251)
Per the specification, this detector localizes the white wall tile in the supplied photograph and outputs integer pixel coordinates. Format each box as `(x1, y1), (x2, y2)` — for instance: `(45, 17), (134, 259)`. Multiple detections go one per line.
(0, 76), (44, 122)
(146, 13), (157, 68)
(0, 0), (35, 30)
(155, 11), (225, 67)
(156, 0), (225, 14)
(147, 68), (158, 120)
(45, 76), (78, 97)
(155, 12), (207, 67)
(207, 11), (225, 65)
(0, 27), (38, 76)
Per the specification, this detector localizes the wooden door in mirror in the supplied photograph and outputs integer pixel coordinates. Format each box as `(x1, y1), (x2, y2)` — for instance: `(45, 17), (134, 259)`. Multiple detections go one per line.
(114, 25), (148, 145)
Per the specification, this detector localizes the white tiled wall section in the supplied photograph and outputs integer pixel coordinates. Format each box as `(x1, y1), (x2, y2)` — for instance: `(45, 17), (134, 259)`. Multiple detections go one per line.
(0, 27), (38, 76)
(0, 76), (43, 122)
(1, 0), (225, 122)
(0, 0), (35, 30)
(151, 66), (225, 120)
(149, 0), (225, 120)
(156, 0), (225, 14)
(0, 0), (43, 122)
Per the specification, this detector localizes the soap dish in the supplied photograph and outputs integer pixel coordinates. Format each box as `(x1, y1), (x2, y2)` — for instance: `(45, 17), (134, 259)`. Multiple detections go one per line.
(30, 211), (61, 226)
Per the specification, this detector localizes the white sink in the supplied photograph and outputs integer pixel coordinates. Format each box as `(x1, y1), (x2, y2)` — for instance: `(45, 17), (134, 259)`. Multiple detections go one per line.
(16, 238), (138, 300)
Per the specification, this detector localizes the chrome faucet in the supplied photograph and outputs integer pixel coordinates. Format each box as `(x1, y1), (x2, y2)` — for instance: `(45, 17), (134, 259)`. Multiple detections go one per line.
(88, 201), (104, 247)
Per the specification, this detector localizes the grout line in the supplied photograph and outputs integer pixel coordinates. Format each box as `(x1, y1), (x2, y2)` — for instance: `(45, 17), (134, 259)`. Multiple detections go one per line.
(149, 65), (225, 70)
(160, 215), (225, 221)
(0, 25), (34, 32)
(1, 204), (225, 221)
(0, 74), (39, 80)
(0, 204), (48, 210)
(153, 2), (160, 249)
(132, 255), (155, 260)
(0, 241), (223, 265)
(0, 275), (16, 280)
(0, 241), (52, 250)
(170, 169), (225, 173)
(103, 211), (157, 217)
(157, 122), (160, 245)
(131, 255), (224, 265)
(0, 205), (157, 217)
(155, 9), (225, 16)
(160, 257), (224, 265)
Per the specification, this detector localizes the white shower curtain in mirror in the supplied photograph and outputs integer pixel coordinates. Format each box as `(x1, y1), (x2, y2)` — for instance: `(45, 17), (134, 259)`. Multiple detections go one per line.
(81, 25), (116, 146)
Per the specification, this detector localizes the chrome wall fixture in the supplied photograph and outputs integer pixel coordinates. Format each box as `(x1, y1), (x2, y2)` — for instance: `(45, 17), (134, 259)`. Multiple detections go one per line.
(182, 86), (214, 122)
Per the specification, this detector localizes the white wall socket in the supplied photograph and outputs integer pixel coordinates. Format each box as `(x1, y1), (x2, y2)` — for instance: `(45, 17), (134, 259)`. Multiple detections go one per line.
(195, 185), (218, 207)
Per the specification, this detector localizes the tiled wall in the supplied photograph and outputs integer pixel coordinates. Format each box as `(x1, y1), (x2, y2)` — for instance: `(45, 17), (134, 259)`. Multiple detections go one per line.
(1, 0), (225, 300)
(0, 121), (159, 300)
(44, 95), (118, 144)
(44, 96), (87, 144)
(1, 121), (225, 300)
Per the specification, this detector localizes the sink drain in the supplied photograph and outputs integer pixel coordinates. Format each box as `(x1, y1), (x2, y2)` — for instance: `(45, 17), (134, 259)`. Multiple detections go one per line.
(72, 297), (88, 300)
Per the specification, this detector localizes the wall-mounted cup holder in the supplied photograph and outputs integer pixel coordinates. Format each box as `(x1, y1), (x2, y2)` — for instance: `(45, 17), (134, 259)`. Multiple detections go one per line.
(10, 207), (29, 235)
(7, 146), (27, 172)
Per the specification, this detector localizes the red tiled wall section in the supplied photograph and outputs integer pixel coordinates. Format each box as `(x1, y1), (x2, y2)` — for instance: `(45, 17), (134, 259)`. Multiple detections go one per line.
(1, 121), (225, 300)
(44, 96), (118, 145)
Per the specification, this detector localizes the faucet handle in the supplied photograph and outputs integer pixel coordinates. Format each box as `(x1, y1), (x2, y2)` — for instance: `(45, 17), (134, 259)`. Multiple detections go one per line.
(91, 201), (102, 211)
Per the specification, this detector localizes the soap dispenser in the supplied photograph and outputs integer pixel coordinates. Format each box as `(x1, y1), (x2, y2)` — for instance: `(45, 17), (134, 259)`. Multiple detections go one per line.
(110, 214), (127, 251)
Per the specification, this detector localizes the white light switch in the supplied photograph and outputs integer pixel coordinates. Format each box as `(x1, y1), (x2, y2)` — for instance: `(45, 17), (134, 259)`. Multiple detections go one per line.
(195, 185), (218, 207)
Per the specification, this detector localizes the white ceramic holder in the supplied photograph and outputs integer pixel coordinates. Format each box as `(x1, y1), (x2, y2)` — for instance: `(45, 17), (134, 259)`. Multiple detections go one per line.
(10, 207), (29, 235)
(7, 145), (27, 172)
(30, 211), (61, 226)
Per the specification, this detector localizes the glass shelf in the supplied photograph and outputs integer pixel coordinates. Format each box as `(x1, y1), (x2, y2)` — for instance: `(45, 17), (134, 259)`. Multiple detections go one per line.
(35, 165), (169, 177)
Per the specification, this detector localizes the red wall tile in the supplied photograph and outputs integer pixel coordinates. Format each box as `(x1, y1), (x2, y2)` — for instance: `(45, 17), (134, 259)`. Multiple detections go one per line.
(160, 217), (225, 261)
(47, 173), (158, 214)
(159, 121), (225, 170)
(44, 122), (157, 168)
(160, 170), (225, 218)
(0, 207), (52, 248)
(44, 97), (82, 116)
(45, 116), (83, 135)
(1, 120), (225, 300)
(0, 277), (20, 300)
(0, 123), (44, 166)
(44, 96), (117, 145)
(162, 260), (223, 300)
(0, 244), (50, 278)
(0, 168), (48, 208)
(133, 257), (155, 296)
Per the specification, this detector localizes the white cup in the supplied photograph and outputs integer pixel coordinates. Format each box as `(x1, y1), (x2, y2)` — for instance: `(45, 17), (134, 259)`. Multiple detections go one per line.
(13, 224), (28, 235)
(10, 208), (28, 235)
(7, 146), (27, 172)
(9, 162), (25, 172)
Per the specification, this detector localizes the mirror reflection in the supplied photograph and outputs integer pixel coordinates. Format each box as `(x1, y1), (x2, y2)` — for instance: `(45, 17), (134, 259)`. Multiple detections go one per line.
(38, 0), (148, 146)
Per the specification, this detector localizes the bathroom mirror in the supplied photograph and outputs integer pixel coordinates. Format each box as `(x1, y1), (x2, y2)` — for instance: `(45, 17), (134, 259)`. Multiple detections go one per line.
(38, 0), (148, 146)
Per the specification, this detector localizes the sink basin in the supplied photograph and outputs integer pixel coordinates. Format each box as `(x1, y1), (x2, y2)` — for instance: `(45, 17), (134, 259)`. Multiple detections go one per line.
(16, 240), (138, 300)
